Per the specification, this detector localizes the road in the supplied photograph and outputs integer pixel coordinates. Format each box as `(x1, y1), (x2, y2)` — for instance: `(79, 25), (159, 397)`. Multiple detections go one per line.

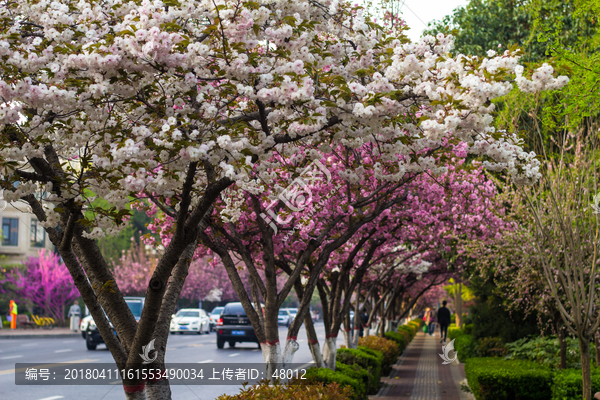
(0, 322), (329, 400)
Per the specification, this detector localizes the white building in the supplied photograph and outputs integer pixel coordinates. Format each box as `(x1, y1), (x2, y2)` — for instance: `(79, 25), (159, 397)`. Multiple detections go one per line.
(1, 200), (54, 264)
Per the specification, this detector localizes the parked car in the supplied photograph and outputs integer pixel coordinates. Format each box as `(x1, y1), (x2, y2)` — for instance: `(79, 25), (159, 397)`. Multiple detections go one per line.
(287, 308), (298, 321)
(85, 297), (145, 350)
(216, 302), (262, 349)
(80, 314), (93, 339)
(278, 309), (293, 327)
(209, 306), (224, 332)
(170, 308), (210, 335)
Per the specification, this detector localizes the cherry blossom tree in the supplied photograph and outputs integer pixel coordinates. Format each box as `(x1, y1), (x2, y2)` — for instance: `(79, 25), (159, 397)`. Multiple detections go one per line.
(2, 250), (80, 324)
(0, 0), (566, 397)
(113, 241), (238, 301)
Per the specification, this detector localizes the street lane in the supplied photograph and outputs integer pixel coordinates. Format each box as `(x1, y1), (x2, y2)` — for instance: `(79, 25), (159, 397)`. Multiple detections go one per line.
(0, 322), (330, 400)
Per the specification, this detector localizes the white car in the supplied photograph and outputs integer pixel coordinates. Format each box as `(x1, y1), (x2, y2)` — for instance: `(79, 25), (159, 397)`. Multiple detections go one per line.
(278, 309), (293, 327)
(287, 308), (298, 322)
(170, 309), (210, 335)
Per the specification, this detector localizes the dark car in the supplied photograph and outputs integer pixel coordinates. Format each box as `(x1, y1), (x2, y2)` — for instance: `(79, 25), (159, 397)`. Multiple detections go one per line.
(85, 297), (145, 350)
(216, 302), (261, 349)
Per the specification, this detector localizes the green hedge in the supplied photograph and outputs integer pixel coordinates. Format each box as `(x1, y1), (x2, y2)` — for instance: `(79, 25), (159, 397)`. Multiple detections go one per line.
(303, 367), (366, 400)
(337, 347), (382, 394)
(384, 331), (406, 352)
(335, 362), (368, 399)
(217, 379), (353, 400)
(465, 357), (553, 400)
(551, 368), (600, 400)
(398, 326), (415, 341)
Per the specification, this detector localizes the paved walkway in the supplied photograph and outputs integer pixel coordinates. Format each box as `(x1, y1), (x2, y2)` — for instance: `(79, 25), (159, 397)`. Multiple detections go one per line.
(374, 332), (474, 400)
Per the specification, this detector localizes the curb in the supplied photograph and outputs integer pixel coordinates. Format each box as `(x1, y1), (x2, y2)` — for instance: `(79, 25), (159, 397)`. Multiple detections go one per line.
(0, 333), (81, 339)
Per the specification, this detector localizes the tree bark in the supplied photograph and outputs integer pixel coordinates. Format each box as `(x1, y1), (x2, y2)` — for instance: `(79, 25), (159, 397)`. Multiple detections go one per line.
(124, 386), (146, 400)
(322, 336), (338, 369)
(579, 337), (592, 400)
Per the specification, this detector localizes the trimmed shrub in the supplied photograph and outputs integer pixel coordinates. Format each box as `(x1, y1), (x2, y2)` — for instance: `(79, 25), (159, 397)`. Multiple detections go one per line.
(302, 368), (365, 400)
(335, 362), (368, 399)
(448, 325), (464, 341)
(396, 327), (412, 342)
(358, 336), (400, 375)
(384, 331), (406, 352)
(337, 347), (382, 394)
(455, 333), (477, 362)
(551, 368), (600, 400)
(465, 357), (553, 400)
(477, 337), (508, 357)
(216, 379), (353, 400)
(464, 323), (474, 335)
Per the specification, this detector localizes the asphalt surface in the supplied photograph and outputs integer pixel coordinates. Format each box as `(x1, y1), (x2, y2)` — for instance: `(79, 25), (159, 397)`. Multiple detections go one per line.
(0, 322), (328, 400)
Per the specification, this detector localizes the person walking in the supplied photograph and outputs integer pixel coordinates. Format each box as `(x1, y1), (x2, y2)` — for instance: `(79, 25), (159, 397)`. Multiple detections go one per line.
(437, 300), (452, 343)
(428, 308), (436, 336)
(423, 308), (431, 334)
(68, 301), (81, 332)
(9, 300), (17, 329)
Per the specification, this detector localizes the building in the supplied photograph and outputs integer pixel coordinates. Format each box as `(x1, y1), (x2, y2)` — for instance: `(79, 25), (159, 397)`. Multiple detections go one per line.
(1, 199), (54, 264)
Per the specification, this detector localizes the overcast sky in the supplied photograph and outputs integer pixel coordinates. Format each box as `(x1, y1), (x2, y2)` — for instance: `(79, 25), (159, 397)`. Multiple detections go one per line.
(396, 0), (470, 42)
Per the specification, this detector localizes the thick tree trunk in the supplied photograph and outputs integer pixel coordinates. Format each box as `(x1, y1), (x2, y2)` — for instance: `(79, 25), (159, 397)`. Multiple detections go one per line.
(323, 336), (338, 369)
(146, 385), (170, 400)
(579, 338), (592, 400)
(342, 328), (352, 348)
(364, 326), (370, 337)
(283, 337), (300, 364)
(261, 341), (282, 377)
(308, 340), (325, 368)
(557, 320), (567, 370)
(124, 385), (146, 400)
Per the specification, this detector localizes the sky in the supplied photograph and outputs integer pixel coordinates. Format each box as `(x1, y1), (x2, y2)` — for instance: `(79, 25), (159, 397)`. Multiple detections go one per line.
(395, 0), (470, 42)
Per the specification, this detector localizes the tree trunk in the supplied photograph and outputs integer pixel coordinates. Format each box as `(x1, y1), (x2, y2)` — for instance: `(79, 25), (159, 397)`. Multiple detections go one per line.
(557, 320), (567, 370)
(579, 337), (592, 400)
(261, 341), (282, 377)
(342, 328), (351, 348)
(455, 283), (463, 329)
(146, 384), (170, 400)
(308, 339), (325, 368)
(124, 385), (146, 400)
(323, 336), (338, 369)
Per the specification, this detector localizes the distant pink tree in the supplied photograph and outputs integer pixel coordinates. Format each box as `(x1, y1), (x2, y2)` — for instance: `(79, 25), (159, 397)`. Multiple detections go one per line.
(2, 250), (80, 323)
(112, 241), (157, 296)
(113, 242), (239, 302)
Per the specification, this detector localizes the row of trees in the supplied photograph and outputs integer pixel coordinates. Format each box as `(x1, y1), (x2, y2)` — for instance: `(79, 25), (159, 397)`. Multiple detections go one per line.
(0, 0), (567, 399)
(426, 0), (600, 398)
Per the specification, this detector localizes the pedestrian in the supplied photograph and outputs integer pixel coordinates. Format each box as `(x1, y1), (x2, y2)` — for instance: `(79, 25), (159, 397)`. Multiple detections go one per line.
(423, 308), (431, 334)
(437, 300), (452, 343)
(9, 299), (17, 329)
(428, 308), (436, 336)
(68, 301), (81, 332)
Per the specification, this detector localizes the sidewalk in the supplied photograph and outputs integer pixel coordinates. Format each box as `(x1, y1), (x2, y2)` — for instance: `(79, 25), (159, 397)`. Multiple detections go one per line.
(373, 332), (475, 400)
(0, 327), (81, 339)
